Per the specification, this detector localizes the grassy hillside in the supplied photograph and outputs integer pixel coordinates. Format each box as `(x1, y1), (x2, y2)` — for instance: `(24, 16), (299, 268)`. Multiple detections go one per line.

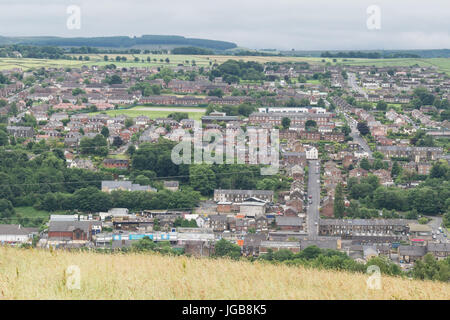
(0, 247), (449, 299)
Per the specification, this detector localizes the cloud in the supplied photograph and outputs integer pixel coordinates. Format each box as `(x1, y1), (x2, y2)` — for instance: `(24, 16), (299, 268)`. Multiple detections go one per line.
(0, 0), (448, 50)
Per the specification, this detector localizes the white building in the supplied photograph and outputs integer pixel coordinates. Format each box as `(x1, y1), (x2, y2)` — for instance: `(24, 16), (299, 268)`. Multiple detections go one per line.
(306, 147), (318, 160)
(0, 224), (38, 244)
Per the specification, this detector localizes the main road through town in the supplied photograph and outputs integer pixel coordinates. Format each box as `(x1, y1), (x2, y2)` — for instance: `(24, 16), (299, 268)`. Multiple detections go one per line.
(306, 159), (321, 238)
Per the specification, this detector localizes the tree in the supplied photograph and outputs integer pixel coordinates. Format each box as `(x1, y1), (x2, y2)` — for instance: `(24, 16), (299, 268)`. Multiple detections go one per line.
(281, 117), (291, 129)
(333, 183), (345, 218)
(305, 120), (317, 131)
(132, 236), (157, 251)
(127, 145), (136, 156)
(391, 161), (401, 178)
(106, 74), (122, 85)
(357, 121), (370, 136)
(360, 158), (371, 170)
(207, 88), (223, 98)
(125, 118), (134, 128)
(112, 136), (123, 148)
(412, 254), (450, 282)
(134, 175), (151, 186)
(101, 126), (109, 138)
(0, 130), (8, 146)
(341, 125), (351, 136)
(214, 239), (241, 260)
(168, 112), (189, 122)
(189, 165), (216, 195)
(298, 245), (322, 260)
(430, 161), (449, 179)
(376, 100), (388, 111)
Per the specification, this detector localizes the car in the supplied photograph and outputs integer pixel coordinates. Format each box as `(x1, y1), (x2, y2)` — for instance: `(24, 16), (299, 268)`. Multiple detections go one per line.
(314, 222), (318, 226)
(309, 195), (312, 199)
(309, 200), (312, 204)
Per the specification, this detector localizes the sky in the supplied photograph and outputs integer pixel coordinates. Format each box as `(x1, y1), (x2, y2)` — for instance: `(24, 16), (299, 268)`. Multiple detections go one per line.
(0, 0), (449, 50)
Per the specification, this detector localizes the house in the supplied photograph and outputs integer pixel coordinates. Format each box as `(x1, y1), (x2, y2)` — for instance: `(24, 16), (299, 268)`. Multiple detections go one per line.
(259, 240), (300, 254)
(243, 233), (267, 256)
(408, 223), (432, 241)
(376, 146), (443, 162)
(398, 245), (427, 263)
(0, 224), (38, 244)
(101, 181), (156, 193)
(163, 181), (179, 192)
(6, 126), (34, 138)
(48, 220), (102, 242)
(319, 219), (409, 240)
(69, 158), (96, 171)
(427, 243), (450, 260)
(305, 147), (318, 160)
(207, 215), (229, 232)
(275, 216), (304, 232)
(102, 158), (130, 169)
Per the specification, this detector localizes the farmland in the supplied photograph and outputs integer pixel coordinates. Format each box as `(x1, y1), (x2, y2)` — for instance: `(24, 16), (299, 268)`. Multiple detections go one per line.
(1, 54), (449, 75)
(0, 246), (449, 300)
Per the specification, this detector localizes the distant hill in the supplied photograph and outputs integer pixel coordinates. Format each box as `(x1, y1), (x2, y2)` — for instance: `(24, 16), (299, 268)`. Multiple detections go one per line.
(0, 35), (237, 51)
(281, 49), (450, 58)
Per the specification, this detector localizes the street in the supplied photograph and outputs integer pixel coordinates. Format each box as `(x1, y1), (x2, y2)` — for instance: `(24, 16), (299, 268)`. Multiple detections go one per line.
(347, 72), (368, 99)
(339, 108), (373, 159)
(427, 216), (449, 243)
(306, 159), (320, 237)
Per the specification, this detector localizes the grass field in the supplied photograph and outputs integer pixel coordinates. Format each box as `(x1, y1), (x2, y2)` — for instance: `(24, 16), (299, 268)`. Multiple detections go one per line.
(89, 106), (205, 120)
(14, 206), (66, 221)
(1, 54), (449, 75)
(0, 246), (449, 299)
(340, 57), (450, 75)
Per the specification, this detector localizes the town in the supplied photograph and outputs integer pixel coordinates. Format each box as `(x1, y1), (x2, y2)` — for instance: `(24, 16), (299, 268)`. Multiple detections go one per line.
(0, 46), (449, 283)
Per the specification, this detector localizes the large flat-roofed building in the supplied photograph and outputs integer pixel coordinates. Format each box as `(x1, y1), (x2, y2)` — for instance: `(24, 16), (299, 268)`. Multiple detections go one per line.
(101, 181), (156, 193)
(214, 189), (274, 203)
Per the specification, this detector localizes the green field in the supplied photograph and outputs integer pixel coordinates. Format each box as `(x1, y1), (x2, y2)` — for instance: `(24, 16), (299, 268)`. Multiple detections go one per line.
(89, 105), (206, 120)
(0, 58), (88, 71)
(1, 54), (449, 75)
(339, 57), (450, 75)
(14, 206), (68, 223)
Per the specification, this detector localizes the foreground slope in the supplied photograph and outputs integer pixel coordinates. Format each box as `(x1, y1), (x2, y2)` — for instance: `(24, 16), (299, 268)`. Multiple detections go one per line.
(0, 247), (448, 299)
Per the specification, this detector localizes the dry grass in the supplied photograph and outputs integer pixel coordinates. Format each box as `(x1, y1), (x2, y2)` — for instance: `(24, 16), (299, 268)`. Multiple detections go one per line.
(0, 246), (448, 300)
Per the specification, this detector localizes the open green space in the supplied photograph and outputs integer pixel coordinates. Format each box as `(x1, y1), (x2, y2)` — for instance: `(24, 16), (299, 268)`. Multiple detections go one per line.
(89, 105), (206, 120)
(0, 55), (449, 75)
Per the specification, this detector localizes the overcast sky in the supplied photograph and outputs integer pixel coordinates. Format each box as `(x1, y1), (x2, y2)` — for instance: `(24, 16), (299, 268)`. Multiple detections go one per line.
(0, 0), (449, 50)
